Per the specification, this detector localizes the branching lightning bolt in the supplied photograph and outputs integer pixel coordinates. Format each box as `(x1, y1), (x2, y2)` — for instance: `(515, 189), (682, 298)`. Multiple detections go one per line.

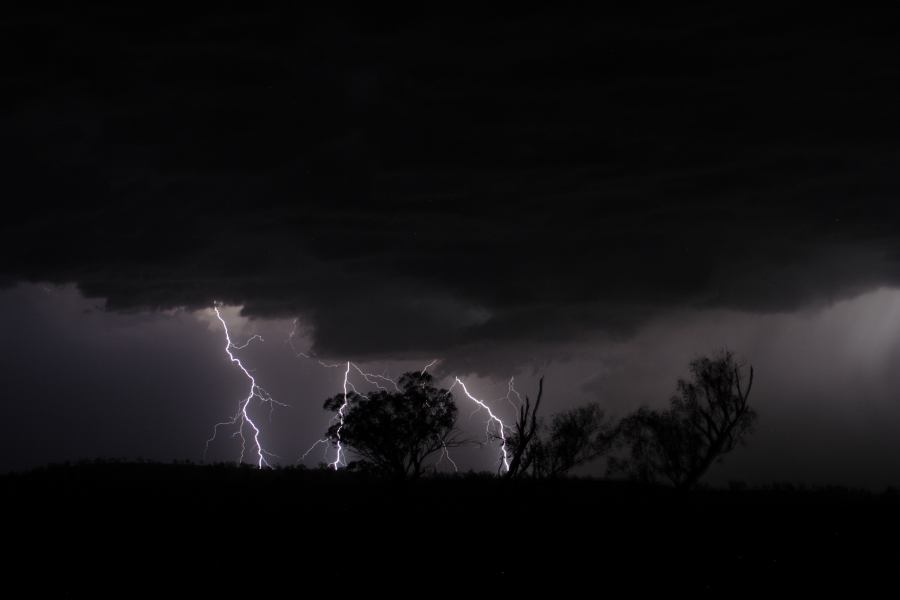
(328, 361), (353, 470)
(505, 376), (523, 411)
(449, 377), (511, 473)
(436, 441), (459, 473)
(204, 305), (285, 468)
(297, 357), (408, 470)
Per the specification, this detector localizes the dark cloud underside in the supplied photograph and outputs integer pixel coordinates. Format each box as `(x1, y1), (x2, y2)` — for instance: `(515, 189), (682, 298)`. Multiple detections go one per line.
(4, 5), (900, 358)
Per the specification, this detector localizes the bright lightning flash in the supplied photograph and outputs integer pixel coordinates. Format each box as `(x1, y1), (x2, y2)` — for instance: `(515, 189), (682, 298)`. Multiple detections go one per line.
(204, 305), (285, 468)
(329, 361), (352, 470)
(449, 377), (511, 473)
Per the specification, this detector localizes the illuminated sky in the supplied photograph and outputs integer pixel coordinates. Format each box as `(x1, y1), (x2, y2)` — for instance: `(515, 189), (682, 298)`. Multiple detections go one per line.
(3, 6), (900, 485)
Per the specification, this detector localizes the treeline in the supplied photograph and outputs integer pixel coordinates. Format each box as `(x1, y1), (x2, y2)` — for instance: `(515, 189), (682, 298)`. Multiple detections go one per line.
(318, 349), (756, 489)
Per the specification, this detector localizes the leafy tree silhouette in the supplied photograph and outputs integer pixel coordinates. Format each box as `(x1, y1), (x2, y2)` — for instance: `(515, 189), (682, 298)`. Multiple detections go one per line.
(612, 349), (756, 489)
(322, 371), (464, 478)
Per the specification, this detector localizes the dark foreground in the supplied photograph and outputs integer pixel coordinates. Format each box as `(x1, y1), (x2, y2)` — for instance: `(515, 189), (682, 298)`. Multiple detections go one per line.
(3, 461), (899, 592)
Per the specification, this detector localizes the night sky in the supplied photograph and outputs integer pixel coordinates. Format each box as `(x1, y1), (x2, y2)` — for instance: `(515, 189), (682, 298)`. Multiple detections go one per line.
(4, 6), (900, 485)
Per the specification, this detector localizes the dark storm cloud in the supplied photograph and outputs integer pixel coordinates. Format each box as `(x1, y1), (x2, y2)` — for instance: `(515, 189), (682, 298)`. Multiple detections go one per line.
(4, 5), (900, 360)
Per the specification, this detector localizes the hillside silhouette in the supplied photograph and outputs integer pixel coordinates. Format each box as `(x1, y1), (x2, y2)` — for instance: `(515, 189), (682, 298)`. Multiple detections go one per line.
(4, 460), (899, 592)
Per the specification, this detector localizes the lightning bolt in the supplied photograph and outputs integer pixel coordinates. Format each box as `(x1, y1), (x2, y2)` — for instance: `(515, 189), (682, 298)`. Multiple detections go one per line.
(504, 376), (523, 411)
(328, 361), (352, 470)
(300, 438), (331, 462)
(449, 377), (511, 473)
(436, 441), (459, 473)
(296, 358), (409, 469)
(291, 320), (405, 468)
(204, 305), (285, 468)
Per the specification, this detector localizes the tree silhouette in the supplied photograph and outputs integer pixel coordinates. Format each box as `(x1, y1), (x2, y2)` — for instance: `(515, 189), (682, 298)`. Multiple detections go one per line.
(505, 377), (615, 478)
(613, 349), (756, 489)
(322, 371), (463, 478)
(505, 376), (543, 478)
(527, 403), (616, 478)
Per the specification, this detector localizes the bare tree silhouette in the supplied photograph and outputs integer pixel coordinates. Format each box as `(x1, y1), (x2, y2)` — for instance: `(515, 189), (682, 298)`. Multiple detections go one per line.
(505, 377), (615, 478)
(322, 371), (464, 478)
(505, 376), (543, 478)
(613, 349), (756, 489)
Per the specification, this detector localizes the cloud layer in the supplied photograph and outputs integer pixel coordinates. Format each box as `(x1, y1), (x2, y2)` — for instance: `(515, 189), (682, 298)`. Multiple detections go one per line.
(4, 6), (900, 361)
